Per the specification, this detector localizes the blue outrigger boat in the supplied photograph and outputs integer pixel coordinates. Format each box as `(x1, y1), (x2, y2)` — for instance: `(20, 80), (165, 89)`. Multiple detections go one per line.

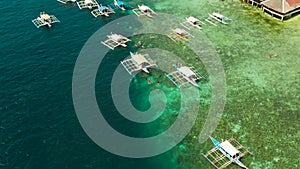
(91, 4), (115, 17)
(202, 136), (252, 169)
(113, 0), (130, 10)
(205, 12), (232, 26)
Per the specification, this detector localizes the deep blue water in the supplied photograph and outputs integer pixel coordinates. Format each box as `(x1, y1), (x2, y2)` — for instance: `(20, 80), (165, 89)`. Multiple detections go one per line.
(0, 0), (181, 168)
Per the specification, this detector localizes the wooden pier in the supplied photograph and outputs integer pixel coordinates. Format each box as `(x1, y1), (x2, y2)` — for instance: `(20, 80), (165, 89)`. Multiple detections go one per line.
(262, 0), (300, 20)
(243, 0), (264, 7)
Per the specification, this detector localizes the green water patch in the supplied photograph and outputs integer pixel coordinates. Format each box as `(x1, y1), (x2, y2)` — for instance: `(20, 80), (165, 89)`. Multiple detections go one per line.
(95, 52), (182, 138)
(128, 71), (182, 135)
(113, 31), (212, 162)
(96, 0), (299, 168)
(95, 33), (211, 139)
(130, 34), (209, 77)
(131, 0), (300, 168)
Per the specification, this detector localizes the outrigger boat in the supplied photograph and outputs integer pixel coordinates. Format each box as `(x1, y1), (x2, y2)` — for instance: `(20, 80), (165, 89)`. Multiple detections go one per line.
(202, 136), (252, 169)
(91, 4), (115, 17)
(32, 12), (60, 28)
(121, 52), (157, 75)
(180, 16), (205, 30)
(166, 64), (205, 88)
(132, 4), (157, 18)
(113, 0), (129, 10)
(205, 12), (231, 26)
(101, 33), (131, 50)
(169, 28), (194, 42)
(76, 0), (99, 10)
(57, 0), (76, 4)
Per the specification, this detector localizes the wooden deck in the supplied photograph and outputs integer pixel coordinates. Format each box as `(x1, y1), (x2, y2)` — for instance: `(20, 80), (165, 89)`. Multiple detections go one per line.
(243, 0), (265, 7)
(243, 0), (300, 20)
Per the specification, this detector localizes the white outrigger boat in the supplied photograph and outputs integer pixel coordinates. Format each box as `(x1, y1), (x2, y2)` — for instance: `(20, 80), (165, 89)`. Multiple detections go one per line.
(168, 28), (194, 42)
(101, 33), (131, 50)
(113, 0), (129, 10)
(76, 0), (99, 9)
(166, 64), (205, 88)
(32, 12), (60, 28)
(132, 4), (157, 18)
(91, 4), (115, 17)
(121, 52), (157, 75)
(180, 16), (205, 30)
(205, 12), (232, 26)
(57, 0), (76, 4)
(202, 136), (252, 169)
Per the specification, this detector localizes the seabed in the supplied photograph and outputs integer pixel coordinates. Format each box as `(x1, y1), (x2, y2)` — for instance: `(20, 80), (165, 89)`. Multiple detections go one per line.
(127, 0), (299, 168)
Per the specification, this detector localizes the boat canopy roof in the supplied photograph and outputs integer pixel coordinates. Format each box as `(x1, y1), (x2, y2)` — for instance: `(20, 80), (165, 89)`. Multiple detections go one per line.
(40, 13), (51, 20)
(110, 34), (126, 41)
(187, 16), (199, 23)
(117, 1), (125, 5)
(132, 54), (150, 65)
(85, 0), (93, 4)
(219, 140), (240, 157)
(99, 6), (107, 11)
(174, 28), (185, 35)
(212, 12), (225, 19)
(139, 5), (150, 11)
(178, 66), (195, 77)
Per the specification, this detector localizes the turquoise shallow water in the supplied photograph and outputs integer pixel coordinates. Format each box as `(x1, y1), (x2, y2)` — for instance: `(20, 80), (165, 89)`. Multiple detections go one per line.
(1, 0), (299, 169)
(0, 0), (180, 168)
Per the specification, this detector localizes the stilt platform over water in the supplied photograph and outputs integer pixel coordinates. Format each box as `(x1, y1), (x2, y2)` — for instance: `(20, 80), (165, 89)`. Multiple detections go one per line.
(243, 0), (264, 7)
(57, 0), (76, 4)
(243, 0), (300, 20)
(32, 12), (60, 28)
(261, 0), (300, 20)
(77, 0), (99, 10)
(121, 52), (157, 75)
